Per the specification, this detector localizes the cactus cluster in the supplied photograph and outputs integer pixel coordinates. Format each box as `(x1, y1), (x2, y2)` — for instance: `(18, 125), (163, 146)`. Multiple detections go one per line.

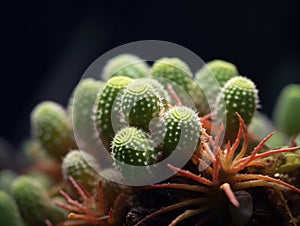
(1, 51), (300, 226)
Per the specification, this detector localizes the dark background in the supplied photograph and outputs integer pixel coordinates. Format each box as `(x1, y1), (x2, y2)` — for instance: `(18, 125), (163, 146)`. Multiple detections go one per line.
(0, 1), (299, 147)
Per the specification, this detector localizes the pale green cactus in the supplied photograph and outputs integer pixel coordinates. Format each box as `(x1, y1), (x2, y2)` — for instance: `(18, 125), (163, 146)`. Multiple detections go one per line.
(11, 176), (65, 226)
(102, 54), (149, 80)
(194, 59), (239, 114)
(62, 150), (100, 195)
(31, 101), (76, 161)
(273, 84), (300, 137)
(151, 57), (197, 106)
(0, 190), (23, 226)
(95, 76), (133, 149)
(120, 79), (162, 131)
(68, 78), (104, 150)
(215, 76), (258, 142)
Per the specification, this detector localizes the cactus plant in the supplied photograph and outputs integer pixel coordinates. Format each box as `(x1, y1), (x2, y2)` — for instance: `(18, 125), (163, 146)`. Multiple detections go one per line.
(31, 101), (76, 161)
(95, 76), (133, 149)
(0, 190), (23, 226)
(11, 176), (65, 226)
(62, 150), (100, 195)
(215, 76), (258, 142)
(151, 57), (197, 106)
(112, 127), (158, 167)
(3, 52), (300, 226)
(273, 84), (300, 137)
(154, 106), (202, 158)
(194, 59), (239, 114)
(120, 79), (162, 131)
(68, 78), (104, 151)
(102, 54), (149, 80)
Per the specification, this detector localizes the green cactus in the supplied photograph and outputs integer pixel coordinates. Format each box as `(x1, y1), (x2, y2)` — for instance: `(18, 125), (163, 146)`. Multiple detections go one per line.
(196, 60), (238, 87)
(120, 79), (162, 131)
(68, 78), (104, 151)
(31, 101), (76, 161)
(215, 76), (258, 142)
(62, 150), (100, 195)
(0, 190), (23, 226)
(142, 77), (170, 102)
(95, 76), (133, 149)
(0, 170), (17, 193)
(155, 106), (202, 158)
(112, 127), (158, 166)
(11, 176), (65, 226)
(194, 60), (239, 114)
(102, 54), (149, 80)
(151, 57), (196, 106)
(273, 84), (300, 137)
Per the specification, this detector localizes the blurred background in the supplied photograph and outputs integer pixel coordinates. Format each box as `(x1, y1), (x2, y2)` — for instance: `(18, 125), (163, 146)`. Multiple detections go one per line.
(0, 0), (299, 148)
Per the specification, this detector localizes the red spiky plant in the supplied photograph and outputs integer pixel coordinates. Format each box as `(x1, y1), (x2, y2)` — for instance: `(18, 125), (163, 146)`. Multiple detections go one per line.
(55, 176), (114, 226)
(135, 113), (300, 226)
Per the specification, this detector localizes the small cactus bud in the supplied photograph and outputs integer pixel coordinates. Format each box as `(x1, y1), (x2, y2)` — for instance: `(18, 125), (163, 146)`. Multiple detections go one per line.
(216, 76), (258, 142)
(95, 76), (133, 149)
(68, 78), (104, 151)
(112, 127), (158, 166)
(155, 106), (202, 158)
(196, 60), (238, 87)
(120, 79), (162, 131)
(62, 150), (100, 195)
(273, 84), (300, 136)
(151, 57), (195, 106)
(102, 54), (149, 80)
(11, 176), (65, 226)
(0, 190), (23, 226)
(194, 60), (239, 114)
(31, 101), (76, 161)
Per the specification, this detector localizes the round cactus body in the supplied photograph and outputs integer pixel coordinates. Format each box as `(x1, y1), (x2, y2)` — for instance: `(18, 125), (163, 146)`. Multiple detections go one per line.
(102, 54), (149, 80)
(196, 60), (238, 87)
(151, 57), (196, 106)
(141, 77), (170, 102)
(68, 78), (104, 150)
(95, 76), (133, 149)
(194, 60), (239, 114)
(120, 79), (162, 131)
(0, 190), (23, 226)
(112, 127), (158, 166)
(31, 101), (76, 161)
(11, 176), (65, 226)
(156, 106), (202, 158)
(273, 84), (300, 137)
(62, 150), (100, 195)
(216, 76), (258, 142)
